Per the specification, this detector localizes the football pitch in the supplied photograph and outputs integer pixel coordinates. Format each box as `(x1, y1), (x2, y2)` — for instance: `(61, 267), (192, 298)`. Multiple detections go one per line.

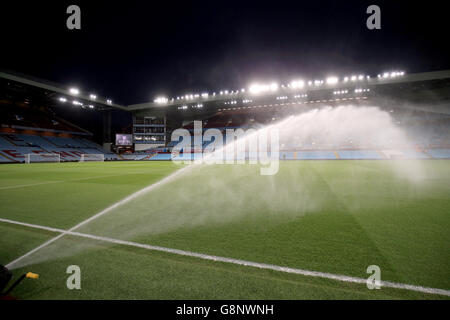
(0, 160), (449, 299)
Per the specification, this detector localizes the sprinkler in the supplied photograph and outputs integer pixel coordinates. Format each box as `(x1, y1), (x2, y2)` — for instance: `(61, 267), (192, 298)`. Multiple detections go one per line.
(0, 265), (39, 297)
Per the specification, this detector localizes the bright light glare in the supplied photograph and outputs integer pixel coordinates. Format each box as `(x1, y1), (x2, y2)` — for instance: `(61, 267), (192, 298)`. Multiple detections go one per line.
(154, 97), (168, 104)
(326, 77), (338, 85)
(249, 85), (260, 94)
(59, 97), (67, 103)
(249, 82), (278, 94)
(290, 80), (304, 89)
(90, 94), (97, 100)
(69, 88), (79, 95)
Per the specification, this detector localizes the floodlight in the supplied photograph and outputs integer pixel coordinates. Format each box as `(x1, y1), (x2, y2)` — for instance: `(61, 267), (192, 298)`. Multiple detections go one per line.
(249, 84), (261, 94)
(154, 97), (168, 104)
(249, 82), (278, 94)
(290, 80), (304, 89)
(326, 77), (338, 85)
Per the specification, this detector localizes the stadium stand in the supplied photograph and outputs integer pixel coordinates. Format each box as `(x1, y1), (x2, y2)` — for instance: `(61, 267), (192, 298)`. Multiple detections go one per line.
(0, 101), (86, 134)
(297, 151), (337, 160)
(427, 149), (450, 159)
(338, 150), (384, 160)
(0, 133), (117, 163)
(0, 101), (118, 162)
(2, 69), (450, 163)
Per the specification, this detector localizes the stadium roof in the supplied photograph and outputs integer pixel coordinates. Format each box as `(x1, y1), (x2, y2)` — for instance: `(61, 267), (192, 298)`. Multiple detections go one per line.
(0, 70), (127, 111)
(127, 69), (450, 111)
(2, 69), (450, 115)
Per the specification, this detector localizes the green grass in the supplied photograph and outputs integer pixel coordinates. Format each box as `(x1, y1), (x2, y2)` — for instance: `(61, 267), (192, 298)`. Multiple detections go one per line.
(0, 160), (449, 299)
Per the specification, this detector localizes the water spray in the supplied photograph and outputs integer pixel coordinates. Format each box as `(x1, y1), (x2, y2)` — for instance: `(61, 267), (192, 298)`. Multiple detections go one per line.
(5, 105), (424, 270)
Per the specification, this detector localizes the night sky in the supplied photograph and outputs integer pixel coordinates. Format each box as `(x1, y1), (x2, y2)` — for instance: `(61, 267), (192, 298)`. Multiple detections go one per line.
(1, 0), (449, 105)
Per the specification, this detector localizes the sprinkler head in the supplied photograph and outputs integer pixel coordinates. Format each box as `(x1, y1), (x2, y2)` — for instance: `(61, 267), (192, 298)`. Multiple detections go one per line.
(26, 272), (39, 279)
(0, 265), (13, 293)
(1, 266), (39, 297)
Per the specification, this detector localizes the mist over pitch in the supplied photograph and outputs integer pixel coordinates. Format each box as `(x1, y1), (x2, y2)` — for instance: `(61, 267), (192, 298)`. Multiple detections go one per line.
(8, 104), (425, 269)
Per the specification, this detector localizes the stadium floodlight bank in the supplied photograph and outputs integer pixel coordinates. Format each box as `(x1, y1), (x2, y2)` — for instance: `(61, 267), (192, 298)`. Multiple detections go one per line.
(79, 154), (105, 162)
(24, 153), (61, 164)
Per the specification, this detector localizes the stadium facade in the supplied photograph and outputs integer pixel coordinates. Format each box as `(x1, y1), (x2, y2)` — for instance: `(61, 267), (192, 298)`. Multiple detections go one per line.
(1, 69), (449, 162)
(127, 70), (450, 150)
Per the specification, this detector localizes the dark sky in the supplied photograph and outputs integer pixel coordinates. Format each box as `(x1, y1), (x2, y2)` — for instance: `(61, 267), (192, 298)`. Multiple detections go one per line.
(1, 0), (449, 105)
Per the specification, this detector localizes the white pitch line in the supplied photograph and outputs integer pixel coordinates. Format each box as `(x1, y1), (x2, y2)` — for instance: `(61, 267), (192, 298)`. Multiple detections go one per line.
(5, 165), (192, 269)
(1, 217), (449, 297)
(0, 173), (137, 191)
(0, 180), (62, 190)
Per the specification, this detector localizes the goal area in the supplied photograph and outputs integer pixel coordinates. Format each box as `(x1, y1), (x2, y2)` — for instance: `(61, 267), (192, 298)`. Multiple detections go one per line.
(79, 154), (105, 162)
(24, 153), (61, 164)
